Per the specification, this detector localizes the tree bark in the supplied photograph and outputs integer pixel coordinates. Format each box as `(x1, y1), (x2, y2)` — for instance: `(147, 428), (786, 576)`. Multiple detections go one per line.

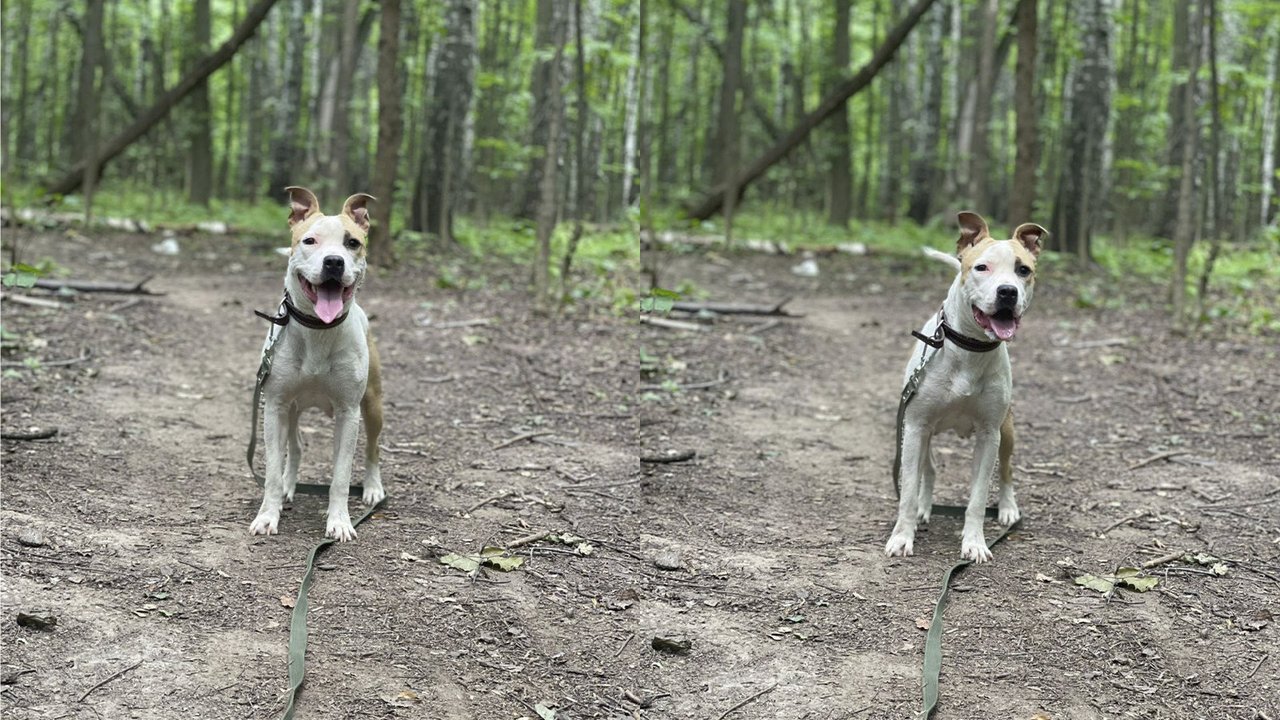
(1260, 29), (1278, 228)
(46, 0), (282, 197)
(685, 0), (938, 222)
(533, 0), (568, 311)
(621, 2), (641, 209)
(517, 0), (560, 220)
(907, 2), (944, 224)
(70, 0), (106, 165)
(1172, 0), (1203, 328)
(1157, 0), (1193, 238)
(368, 0), (403, 266)
(714, 0), (746, 187)
(1048, 0), (1113, 263)
(187, 0), (214, 206)
(826, 0), (852, 227)
(268, 0), (305, 198)
(965, 0), (998, 209)
(415, 0), (476, 243)
(328, 0), (361, 195)
(1007, 0), (1038, 222)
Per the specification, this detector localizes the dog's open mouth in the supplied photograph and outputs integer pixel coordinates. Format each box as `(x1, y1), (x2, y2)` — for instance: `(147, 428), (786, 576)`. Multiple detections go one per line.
(298, 274), (353, 324)
(973, 305), (1020, 341)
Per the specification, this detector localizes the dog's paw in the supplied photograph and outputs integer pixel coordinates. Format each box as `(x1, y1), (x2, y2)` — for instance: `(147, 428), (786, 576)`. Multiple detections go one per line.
(326, 517), (358, 542)
(915, 505), (933, 524)
(885, 532), (915, 558)
(960, 536), (993, 563)
(362, 483), (385, 506)
(998, 501), (1021, 526)
(249, 512), (280, 536)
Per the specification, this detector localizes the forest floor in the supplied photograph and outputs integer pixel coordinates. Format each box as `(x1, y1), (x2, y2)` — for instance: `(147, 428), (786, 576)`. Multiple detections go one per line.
(2, 228), (1278, 720)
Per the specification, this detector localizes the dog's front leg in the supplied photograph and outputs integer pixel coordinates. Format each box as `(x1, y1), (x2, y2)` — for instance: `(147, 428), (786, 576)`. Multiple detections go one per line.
(250, 399), (290, 535)
(960, 428), (1000, 562)
(887, 423), (926, 557)
(325, 408), (360, 541)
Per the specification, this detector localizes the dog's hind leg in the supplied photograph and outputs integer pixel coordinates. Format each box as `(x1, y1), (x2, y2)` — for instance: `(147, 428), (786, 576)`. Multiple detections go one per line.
(283, 403), (302, 502)
(359, 332), (385, 506)
(250, 399), (290, 535)
(997, 409), (1020, 526)
(916, 436), (936, 524)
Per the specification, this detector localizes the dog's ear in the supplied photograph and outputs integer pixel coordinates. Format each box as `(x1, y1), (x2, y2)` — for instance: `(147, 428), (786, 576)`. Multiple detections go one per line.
(1011, 222), (1047, 257)
(285, 186), (321, 226)
(956, 211), (990, 253)
(342, 193), (376, 232)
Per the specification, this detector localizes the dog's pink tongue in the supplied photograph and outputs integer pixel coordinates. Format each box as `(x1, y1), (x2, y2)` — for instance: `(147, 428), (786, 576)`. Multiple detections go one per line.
(314, 284), (345, 324)
(990, 316), (1018, 340)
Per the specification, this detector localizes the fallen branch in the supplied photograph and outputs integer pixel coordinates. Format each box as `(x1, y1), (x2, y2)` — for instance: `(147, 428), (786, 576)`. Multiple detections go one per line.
(1074, 338), (1130, 349)
(1100, 510), (1151, 534)
(639, 316), (706, 332)
(506, 530), (550, 549)
(106, 297), (145, 313)
(714, 684), (778, 720)
(429, 318), (492, 329)
(33, 276), (160, 295)
(1127, 450), (1190, 472)
(1, 293), (64, 310)
(491, 430), (554, 450)
(640, 449), (697, 464)
(638, 371), (729, 393)
(78, 658), (143, 703)
(1141, 551), (1185, 569)
(671, 298), (799, 317)
(465, 491), (511, 514)
(1, 428), (59, 441)
(1, 349), (92, 369)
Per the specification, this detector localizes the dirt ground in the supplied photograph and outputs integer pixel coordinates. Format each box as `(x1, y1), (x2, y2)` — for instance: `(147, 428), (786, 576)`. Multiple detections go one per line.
(2, 228), (1278, 720)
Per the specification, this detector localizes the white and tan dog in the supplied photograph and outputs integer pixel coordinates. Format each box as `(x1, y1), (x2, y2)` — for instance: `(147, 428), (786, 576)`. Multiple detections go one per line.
(250, 186), (384, 542)
(885, 211), (1045, 562)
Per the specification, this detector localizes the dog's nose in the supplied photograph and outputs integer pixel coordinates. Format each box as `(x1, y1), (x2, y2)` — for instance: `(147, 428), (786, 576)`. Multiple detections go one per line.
(322, 255), (345, 277)
(996, 285), (1018, 304)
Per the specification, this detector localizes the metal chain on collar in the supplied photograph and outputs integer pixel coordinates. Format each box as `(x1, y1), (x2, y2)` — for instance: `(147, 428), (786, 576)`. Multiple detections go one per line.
(892, 322), (1020, 720)
(245, 298), (382, 720)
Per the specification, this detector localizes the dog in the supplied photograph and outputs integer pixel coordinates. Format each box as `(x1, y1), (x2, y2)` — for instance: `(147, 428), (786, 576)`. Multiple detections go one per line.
(249, 186), (384, 542)
(885, 211), (1045, 562)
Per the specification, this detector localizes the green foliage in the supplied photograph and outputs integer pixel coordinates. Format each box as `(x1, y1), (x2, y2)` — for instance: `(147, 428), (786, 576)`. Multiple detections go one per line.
(2, 262), (42, 289)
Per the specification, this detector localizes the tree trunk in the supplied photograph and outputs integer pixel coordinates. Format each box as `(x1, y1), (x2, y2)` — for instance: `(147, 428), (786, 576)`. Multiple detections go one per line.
(533, 0), (568, 311)
(368, 0), (403, 266)
(187, 0), (214, 205)
(1261, 29), (1278, 228)
(268, 0), (305, 198)
(45, 0), (283, 197)
(826, 0), (852, 227)
(1008, 0), (1038, 222)
(654, 6), (675, 201)
(70, 0), (106, 165)
(1156, 0), (1193, 238)
(517, 0), (560, 220)
(1048, 0), (1113, 263)
(416, 0), (476, 243)
(855, 0), (879, 218)
(11, 0), (34, 178)
(1172, 0), (1203, 328)
(328, 0), (361, 195)
(240, 28), (265, 200)
(714, 0), (746, 187)
(907, 2), (944, 224)
(685, 0), (938, 221)
(621, 3), (641, 210)
(966, 0), (998, 209)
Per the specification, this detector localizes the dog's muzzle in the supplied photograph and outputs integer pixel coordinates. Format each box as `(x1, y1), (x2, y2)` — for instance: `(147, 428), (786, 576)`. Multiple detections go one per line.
(321, 255), (346, 283)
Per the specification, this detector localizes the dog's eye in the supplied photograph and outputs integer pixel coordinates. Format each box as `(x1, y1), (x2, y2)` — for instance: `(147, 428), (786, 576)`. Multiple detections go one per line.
(1016, 265), (1032, 277)
(344, 236), (362, 250)
(974, 264), (988, 272)
(301, 237), (316, 246)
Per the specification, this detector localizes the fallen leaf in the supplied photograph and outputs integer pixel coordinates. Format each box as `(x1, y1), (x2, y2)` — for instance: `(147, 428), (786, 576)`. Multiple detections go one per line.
(1210, 563), (1230, 576)
(575, 543), (595, 556)
(651, 634), (692, 654)
(1074, 574), (1115, 594)
(15, 610), (56, 630)
(786, 615), (806, 624)
(1117, 576), (1158, 592)
(534, 704), (557, 720)
(439, 553), (481, 574)
(1035, 573), (1062, 584)
(915, 617), (930, 631)
(280, 596), (296, 609)
(484, 555), (524, 572)
(399, 551), (422, 562)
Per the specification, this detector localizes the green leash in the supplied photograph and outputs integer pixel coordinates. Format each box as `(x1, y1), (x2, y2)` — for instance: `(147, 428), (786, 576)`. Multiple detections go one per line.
(247, 307), (382, 720)
(893, 331), (1020, 720)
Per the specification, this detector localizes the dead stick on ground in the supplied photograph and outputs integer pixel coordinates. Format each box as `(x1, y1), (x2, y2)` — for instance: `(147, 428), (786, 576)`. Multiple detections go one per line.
(34, 276), (160, 295)
(1141, 551), (1185, 569)
(1101, 510), (1150, 534)
(491, 430), (553, 451)
(640, 450), (696, 464)
(639, 316), (706, 332)
(78, 658), (143, 703)
(506, 530), (550, 549)
(1, 428), (59, 441)
(1128, 450), (1190, 472)
(714, 683), (778, 720)
(106, 297), (144, 313)
(1, 293), (65, 310)
(614, 633), (635, 658)
(465, 491), (510, 514)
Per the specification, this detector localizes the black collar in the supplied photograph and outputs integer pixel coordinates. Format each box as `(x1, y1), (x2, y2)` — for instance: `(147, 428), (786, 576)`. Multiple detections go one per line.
(911, 307), (1002, 353)
(254, 292), (350, 330)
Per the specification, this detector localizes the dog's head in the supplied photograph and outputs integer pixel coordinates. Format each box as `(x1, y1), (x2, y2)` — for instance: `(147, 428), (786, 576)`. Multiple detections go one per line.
(282, 186), (375, 324)
(952, 211), (1045, 342)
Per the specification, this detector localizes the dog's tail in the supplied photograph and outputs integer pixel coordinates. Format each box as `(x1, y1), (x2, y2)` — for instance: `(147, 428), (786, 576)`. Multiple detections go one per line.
(922, 246), (961, 272)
